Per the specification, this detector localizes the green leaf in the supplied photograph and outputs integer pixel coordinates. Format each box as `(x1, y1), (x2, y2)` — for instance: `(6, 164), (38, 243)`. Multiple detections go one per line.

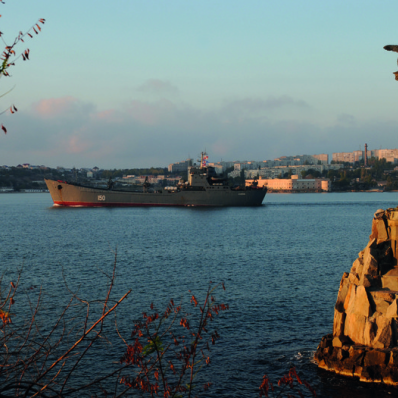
(142, 335), (164, 356)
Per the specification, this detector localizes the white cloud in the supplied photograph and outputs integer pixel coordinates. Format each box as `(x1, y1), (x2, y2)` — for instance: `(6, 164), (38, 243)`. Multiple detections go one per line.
(136, 79), (180, 96)
(1, 94), (397, 168)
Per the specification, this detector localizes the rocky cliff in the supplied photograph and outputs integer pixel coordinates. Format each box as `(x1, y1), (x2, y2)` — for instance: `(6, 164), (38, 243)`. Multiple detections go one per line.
(315, 208), (398, 384)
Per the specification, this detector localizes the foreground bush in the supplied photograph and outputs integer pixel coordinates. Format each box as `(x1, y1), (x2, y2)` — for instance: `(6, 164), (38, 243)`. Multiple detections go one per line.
(0, 260), (315, 397)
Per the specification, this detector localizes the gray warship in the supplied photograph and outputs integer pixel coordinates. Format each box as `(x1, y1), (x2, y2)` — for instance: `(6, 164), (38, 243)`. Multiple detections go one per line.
(45, 155), (267, 207)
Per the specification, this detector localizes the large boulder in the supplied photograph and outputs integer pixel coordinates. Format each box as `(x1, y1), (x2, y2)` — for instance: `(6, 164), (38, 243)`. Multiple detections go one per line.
(315, 207), (398, 385)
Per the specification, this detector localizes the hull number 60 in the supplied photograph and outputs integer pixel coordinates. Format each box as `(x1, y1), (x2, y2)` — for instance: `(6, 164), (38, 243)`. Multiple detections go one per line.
(98, 195), (106, 201)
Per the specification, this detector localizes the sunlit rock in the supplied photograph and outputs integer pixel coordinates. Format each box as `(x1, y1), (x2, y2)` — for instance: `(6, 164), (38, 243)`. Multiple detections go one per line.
(333, 309), (346, 337)
(315, 207), (398, 385)
(373, 316), (393, 349)
(386, 299), (398, 318)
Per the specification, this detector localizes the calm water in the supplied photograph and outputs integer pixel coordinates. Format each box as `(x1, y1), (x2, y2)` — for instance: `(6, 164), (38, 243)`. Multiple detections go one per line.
(1, 192), (398, 397)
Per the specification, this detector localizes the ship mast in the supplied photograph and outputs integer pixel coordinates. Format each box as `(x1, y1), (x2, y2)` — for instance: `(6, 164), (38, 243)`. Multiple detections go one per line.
(199, 151), (208, 170)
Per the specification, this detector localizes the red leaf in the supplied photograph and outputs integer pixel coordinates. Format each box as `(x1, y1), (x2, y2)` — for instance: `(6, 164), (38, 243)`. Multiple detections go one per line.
(204, 382), (212, 391)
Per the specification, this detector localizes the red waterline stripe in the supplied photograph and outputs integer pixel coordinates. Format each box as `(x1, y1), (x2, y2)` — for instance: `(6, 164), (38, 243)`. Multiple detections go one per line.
(53, 201), (209, 207)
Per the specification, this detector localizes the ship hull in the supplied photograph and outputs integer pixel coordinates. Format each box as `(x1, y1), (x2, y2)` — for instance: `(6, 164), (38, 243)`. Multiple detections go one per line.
(45, 179), (266, 207)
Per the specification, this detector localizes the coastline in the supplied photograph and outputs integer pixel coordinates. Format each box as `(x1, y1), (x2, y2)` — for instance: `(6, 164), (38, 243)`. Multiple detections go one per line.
(266, 191), (391, 194)
(2, 190), (396, 194)
(0, 190), (49, 194)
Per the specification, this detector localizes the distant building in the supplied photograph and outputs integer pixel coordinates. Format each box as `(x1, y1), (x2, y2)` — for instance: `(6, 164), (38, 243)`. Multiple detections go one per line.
(262, 154), (328, 167)
(378, 149), (398, 164)
(313, 154), (329, 164)
(332, 150), (363, 163)
(234, 163), (251, 171)
(174, 153), (328, 176)
(168, 159), (193, 173)
(228, 170), (241, 178)
(332, 148), (398, 164)
(207, 163), (224, 174)
(23, 189), (48, 193)
(233, 164), (342, 180)
(245, 176), (332, 192)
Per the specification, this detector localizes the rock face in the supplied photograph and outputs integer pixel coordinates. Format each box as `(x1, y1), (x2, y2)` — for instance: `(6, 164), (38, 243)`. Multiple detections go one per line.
(314, 208), (398, 385)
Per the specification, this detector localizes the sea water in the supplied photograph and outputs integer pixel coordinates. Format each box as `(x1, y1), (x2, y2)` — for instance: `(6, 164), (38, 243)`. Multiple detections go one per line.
(1, 192), (398, 397)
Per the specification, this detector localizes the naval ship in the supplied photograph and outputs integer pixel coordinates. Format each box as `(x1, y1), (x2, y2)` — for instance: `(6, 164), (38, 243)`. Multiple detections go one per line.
(45, 154), (267, 207)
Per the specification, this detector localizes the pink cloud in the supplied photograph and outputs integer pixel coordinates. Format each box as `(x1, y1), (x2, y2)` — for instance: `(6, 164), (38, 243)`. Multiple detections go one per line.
(94, 110), (116, 120)
(32, 96), (79, 118)
(65, 135), (92, 154)
(90, 109), (124, 123)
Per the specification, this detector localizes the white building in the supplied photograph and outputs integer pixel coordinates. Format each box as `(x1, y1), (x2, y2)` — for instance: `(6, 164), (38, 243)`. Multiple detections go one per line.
(332, 148), (398, 164)
(261, 154), (328, 167)
(235, 164), (342, 180)
(168, 159), (193, 173)
(332, 151), (363, 163)
(378, 149), (398, 164)
(245, 176), (332, 192)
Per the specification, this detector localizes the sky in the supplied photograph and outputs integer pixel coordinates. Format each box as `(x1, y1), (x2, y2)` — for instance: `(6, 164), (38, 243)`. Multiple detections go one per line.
(1, 0), (398, 168)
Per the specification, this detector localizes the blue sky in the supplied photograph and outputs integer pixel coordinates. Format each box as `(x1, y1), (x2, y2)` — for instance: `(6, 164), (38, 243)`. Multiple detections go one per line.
(1, 0), (398, 168)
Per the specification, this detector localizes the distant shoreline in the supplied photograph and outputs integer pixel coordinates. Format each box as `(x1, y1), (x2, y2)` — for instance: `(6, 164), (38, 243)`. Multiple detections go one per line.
(0, 190), (49, 194)
(2, 190), (397, 195)
(266, 190), (394, 194)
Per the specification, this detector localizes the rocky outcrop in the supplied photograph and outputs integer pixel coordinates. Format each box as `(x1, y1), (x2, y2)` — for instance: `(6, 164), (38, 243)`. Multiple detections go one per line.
(314, 208), (398, 385)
